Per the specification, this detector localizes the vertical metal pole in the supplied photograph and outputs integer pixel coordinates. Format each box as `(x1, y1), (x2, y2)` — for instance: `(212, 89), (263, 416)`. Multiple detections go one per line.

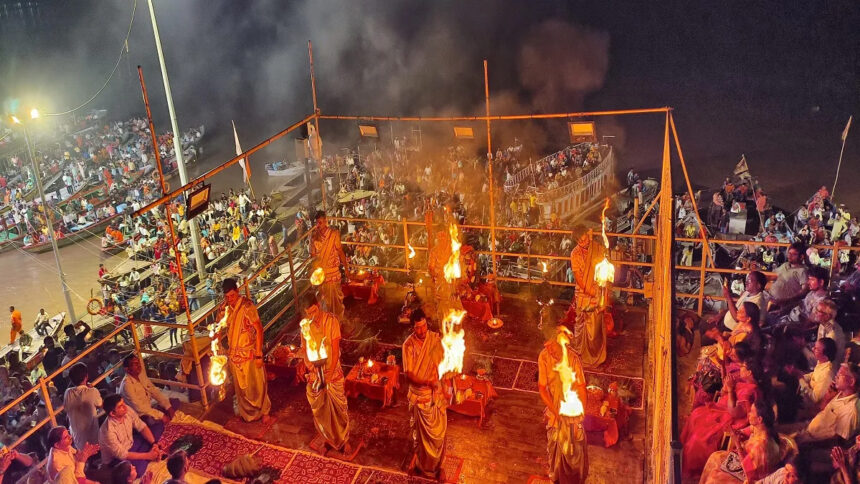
(484, 60), (497, 277)
(21, 126), (77, 322)
(697, 243), (707, 315)
(38, 377), (57, 426)
(286, 244), (299, 302)
(308, 41), (326, 211)
(138, 67), (209, 407)
(146, 0), (206, 279)
(402, 218), (410, 271)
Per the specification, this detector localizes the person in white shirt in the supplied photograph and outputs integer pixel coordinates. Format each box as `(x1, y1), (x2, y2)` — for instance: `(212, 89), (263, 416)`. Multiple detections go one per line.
(767, 243), (809, 304)
(119, 356), (176, 425)
(33, 308), (51, 337)
(813, 299), (846, 365)
(46, 426), (99, 484)
(705, 271), (768, 335)
(794, 337), (837, 411)
(99, 394), (162, 478)
(64, 363), (103, 450)
(796, 364), (860, 445)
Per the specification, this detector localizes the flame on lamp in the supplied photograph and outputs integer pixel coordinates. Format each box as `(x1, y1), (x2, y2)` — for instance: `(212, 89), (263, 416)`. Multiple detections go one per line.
(300, 318), (328, 362)
(408, 244), (416, 259)
(438, 309), (467, 376)
(593, 197), (615, 288)
(541, 261), (548, 273)
(554, 328), (584, 417)
(367, 360), (374, 368)
(207, 306), (231, 386)
(310, 267), (325, 286)
(443, 223), (462, 283)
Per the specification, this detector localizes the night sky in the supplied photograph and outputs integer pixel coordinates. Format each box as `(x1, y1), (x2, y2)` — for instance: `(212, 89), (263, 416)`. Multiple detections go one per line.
(2, 0), (858, 208)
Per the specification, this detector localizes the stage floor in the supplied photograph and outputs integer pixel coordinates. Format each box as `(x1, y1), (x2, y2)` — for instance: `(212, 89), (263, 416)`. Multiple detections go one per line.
(183, 285), (648, 483)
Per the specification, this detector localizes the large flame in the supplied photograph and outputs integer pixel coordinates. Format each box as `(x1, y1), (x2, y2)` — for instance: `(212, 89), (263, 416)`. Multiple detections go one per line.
(310, 267), (325, 286)
(594, 197), (615, 287)
(541, 261), (548, 273)
(408, 244), (416, 259)
(443, 224), (462, 283)
(300, 318), (328, 362)
(438, 309), (467, 376)
(554, 329), (584, 417)
(208, 306), (230, 386)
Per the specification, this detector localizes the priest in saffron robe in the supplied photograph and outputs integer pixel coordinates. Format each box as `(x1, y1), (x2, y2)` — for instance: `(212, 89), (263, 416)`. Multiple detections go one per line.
(310, 211), (348, 319)
(222, 278), (273, 423)
(568, 232), (608, 367)
(301, 293), (357, 458)
(538, 326), (588, 483)
(402, 309), (447, 479)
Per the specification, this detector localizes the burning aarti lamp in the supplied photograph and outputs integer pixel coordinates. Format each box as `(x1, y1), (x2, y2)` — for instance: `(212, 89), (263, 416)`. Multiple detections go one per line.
(310, 267), (325, 286)
(300, 317), (329, 390)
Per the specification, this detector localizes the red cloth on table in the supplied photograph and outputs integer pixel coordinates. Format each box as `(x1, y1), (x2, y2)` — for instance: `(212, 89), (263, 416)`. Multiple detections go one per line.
(341, 273), (384, 304)
(461, 297), (493, 322)
(345, 361), (400, 407)
(447, 375), (498, 425)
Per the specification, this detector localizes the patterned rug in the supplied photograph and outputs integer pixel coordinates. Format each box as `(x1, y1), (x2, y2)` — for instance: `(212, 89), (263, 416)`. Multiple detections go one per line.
(156, 414), (457, 484)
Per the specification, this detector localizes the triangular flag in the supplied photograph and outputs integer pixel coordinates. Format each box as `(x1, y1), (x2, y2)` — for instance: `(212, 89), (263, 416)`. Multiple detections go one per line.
(734, 154), (749, 175)
(232, 120), (250, 182)
(842, 115), (853, 142)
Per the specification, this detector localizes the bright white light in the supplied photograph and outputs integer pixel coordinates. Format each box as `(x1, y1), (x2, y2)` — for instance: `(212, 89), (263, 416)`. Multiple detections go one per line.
(29, 108), (39, 119)
(10, 116), (21, 125)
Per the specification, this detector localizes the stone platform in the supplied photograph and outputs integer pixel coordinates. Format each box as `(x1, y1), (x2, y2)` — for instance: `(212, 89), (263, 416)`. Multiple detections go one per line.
(185, 285), (648, 483)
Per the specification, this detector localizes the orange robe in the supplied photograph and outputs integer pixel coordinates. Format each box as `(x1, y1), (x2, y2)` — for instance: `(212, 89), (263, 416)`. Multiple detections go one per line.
(539, 343), (588, 483)
(225, 297), (271, 422)
(402, 331), (447, 475)
(311, 226), (345, 319)
(569, 240), (608, 367)
(303, 310), (350, 450)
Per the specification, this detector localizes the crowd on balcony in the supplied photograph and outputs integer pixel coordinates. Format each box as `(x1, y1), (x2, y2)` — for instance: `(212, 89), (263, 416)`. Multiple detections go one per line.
(680, 239), (860, 482)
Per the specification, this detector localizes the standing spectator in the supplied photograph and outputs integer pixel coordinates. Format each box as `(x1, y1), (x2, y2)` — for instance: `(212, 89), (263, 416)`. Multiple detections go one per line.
(64, 363), (103, 450)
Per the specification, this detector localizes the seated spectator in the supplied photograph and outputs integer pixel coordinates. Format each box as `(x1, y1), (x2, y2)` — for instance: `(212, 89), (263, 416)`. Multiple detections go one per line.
(46, 426), (100, 484)
(119, 356), (177, 425)
(793, 337), (838, 414)
(767, 242), (809, 307)
(682, 361), (768, 477)
(109, 460), (152, 484)
(164, 450), (189, 484)
(795, 364), (860, 445)
(830, 436), (860, 484)
(769, 266), (828, 328)
(0, 448), (34, 484)
(64, 363), (103, 450)
(41, 336), (65, 377)
(99, 394), (163, 477)
(704, 271), (767, 339)
(699, 399), (781, 482)
(811, 299), (846, 366)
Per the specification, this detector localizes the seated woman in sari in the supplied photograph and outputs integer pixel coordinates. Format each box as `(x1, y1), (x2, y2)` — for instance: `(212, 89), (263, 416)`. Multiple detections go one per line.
(699, 399), (782, 483)
(701, 302), (765, 365)
(682, 360), (768, 478)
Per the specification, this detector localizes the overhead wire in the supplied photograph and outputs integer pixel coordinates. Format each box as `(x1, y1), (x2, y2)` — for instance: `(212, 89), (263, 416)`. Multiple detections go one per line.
(43, 0), (138, 118)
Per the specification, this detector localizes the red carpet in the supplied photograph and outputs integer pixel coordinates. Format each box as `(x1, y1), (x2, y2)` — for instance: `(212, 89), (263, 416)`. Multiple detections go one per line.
(157, 417), (452, 484)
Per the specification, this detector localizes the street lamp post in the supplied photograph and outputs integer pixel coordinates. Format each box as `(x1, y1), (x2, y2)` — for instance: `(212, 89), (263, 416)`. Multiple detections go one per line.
(146, 0), (206, 280)
(13, 112), (77, 322)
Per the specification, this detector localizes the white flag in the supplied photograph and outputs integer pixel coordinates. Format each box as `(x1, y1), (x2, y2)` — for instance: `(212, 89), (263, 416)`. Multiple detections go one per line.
(232, 120), (249, 182)
(842, 115), (853, 142)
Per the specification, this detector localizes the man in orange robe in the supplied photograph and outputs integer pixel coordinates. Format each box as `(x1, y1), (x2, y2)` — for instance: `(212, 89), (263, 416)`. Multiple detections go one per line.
(221, 278), (273, 423)
(402, 309), (447, 479)
(568, 232), (609, 367)
(310, 211), (348, 319)
(9, 306), (22, 344)
(538, 326), (588, 483)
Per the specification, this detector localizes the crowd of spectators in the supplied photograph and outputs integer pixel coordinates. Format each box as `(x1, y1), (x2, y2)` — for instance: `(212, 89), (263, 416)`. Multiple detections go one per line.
(681, 239), (860, 482)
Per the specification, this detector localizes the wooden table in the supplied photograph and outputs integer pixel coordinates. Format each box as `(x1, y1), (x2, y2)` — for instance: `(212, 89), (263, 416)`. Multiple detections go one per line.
(447, 374), (498, 426)
(342, 272), (384, 304)
(345, 361), (400, 407)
